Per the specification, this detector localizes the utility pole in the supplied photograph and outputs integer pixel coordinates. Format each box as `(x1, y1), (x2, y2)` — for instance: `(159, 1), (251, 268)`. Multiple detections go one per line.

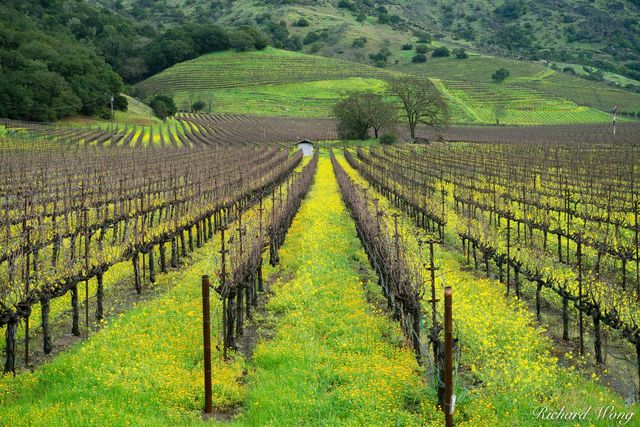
(612, 105), (617, 135)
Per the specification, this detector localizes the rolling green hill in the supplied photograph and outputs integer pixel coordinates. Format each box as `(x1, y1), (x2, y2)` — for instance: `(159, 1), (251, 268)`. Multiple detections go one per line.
(392, 53), (640, 117)
(137, 48), (627, 124)
(136, 48), (397, 117)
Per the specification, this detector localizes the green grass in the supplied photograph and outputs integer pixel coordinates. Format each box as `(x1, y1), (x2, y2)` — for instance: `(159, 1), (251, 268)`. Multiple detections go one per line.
(173, 78), (387, 118)
(519, 73), (640, 114)
(0, 237), (245, 426)
(434, 78), (611, 124)
(136, 47), (396, 101)
(60, 95), (162, 127)
(235, 157), (434, 425)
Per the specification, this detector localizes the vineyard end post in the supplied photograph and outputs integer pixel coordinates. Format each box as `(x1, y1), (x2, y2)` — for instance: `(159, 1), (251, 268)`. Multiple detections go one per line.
(202, 275), (213, 414)
(444, 286), (454, 427)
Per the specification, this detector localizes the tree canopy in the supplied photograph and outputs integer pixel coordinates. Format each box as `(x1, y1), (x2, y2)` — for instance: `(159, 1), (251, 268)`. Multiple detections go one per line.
(333, 92), (397, 140)
(0, 5), (123, 122)
(387, 76), (449, 139)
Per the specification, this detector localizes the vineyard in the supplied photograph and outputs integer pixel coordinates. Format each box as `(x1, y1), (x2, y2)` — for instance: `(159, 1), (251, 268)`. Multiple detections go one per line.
(433, 79), (611, 125)
(134, 48), (638, 125)
(0, 114), (339, 148)
(343, 141), (640, 400)
(5, 0), (640, 423)
(2, 113), (640, 425)
(395, 55), (640, 119)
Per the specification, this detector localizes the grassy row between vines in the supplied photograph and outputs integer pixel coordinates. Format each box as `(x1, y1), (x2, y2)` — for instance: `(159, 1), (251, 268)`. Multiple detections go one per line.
(233, 157), (435, 425)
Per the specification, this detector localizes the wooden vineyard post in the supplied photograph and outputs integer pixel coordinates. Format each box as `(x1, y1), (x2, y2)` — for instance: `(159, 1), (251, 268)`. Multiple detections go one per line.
(577, 237), (584, 356)
(218, 221), (230, 360)
(202, 275), (213, 414)
(444, 286), (454, 427)
(635, 200), (639, 300)
(84, 204), (90, 336)
(427, 240), (440, 365)
(506, 213), (511, 297)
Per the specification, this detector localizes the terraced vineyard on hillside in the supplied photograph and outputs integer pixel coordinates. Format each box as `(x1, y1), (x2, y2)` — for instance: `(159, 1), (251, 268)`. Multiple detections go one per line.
(136, 49), (638, 125)
(435, 79), (610, 125)
(137, 48), (395, 94)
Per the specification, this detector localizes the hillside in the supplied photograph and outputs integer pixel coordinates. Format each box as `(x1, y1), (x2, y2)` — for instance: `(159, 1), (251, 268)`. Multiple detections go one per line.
(137, 48), (629, 124)
(136, 48), (397, 117)
(2, 0), (639, 124)
(94, 0), (640, 85)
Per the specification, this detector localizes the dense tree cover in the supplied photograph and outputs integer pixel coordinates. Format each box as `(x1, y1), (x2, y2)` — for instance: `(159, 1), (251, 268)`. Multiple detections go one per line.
(0, 5), (123, 121)
(142, 24), (268, 76)
(0, 0), (271, 121)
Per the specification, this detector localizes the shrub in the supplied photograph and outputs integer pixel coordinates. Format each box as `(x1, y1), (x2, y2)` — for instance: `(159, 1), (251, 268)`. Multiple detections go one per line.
(415, 45), (429, 54)
(401, 43), (413, 50)
(414, 30), (432, 43)
(453, 48), (468, 59)
(380, 133), (397, 144)
(352, 37), (368, 48)
(113, 94), (129, 111)
(303, 32), (321, 45)
(285, 35), (303, 51)
(293, 17), (309, 27)
(491, 67), (510, 83)
(192, 100), (207, 112)
(149, 95), (177, 120)
(412, 54), (427, 63)
(338, 0), (355, 10)
(431, 46), (450, 57)
(369, 48), (392, 67)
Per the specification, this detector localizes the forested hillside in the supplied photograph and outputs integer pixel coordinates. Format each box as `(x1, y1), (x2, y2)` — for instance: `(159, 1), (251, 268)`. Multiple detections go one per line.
(0, 0), (266, 121)
(0, 4), (123, 121)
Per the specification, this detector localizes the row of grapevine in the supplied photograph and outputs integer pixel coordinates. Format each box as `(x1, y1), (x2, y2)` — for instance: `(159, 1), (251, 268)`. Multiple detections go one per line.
(347, 141), (640, 395)
(0, 144), (302, 373)
(332, 150), (460, 419)
(216, 151), (319, 356)
(136, 50), (395, 95)
(331, 150), (426, 358)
